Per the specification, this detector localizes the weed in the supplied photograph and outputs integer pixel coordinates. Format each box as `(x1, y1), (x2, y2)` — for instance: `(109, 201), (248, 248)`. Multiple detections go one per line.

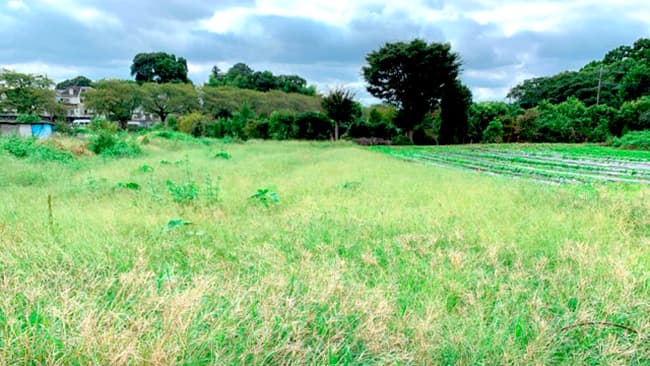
(214, 151), (231, 160)
(166, 218), (192, 230)
(1, 136), (72, 162)
(138, 165), (154, 173)
(249, 188), (280, 207)
(116, 182), (141, 190)
(166, 179), (198, 204)
(88, 131), (141, 158)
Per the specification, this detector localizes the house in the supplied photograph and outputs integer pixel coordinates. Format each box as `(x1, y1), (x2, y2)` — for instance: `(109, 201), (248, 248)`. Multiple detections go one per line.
(56, 86), (93, 120)
(55, 86), (157, 127)
(0, 114), (55, 139)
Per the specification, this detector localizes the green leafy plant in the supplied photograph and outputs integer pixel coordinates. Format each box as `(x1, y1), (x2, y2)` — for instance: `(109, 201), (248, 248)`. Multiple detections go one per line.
(166, 179), (198, 204)
(138, 165), (154, 173)
(116, 182), (141, 190)
(166, 219), (192, 230)
(213, 151), (231, 159)
(1, 136), (72, 162)
(611, 130), (650, 151)
(249, 188), (279, 207)
(341, 181), (361, 190)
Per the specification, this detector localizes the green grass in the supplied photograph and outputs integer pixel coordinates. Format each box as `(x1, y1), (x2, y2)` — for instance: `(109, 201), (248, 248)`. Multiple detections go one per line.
(0, 138), (649, 364)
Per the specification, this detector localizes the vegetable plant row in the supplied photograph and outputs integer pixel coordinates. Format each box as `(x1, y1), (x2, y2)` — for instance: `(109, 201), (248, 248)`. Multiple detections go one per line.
(373, 145), (650, 185)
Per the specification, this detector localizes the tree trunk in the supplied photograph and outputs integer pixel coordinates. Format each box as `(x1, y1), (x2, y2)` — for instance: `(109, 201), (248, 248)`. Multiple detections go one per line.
(407, 129), (414, 142)
(119, 120), (128, 130)
(335, 122), (339, 140)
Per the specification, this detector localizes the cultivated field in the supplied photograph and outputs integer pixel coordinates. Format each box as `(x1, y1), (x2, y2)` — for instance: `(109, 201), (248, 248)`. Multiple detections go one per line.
(1, 137), (649, 364)
(374, 144), (650, 185)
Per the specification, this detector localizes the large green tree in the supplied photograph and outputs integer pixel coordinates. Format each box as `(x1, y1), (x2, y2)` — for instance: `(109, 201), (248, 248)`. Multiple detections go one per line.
(0, 69), (55, 114)
(130, 52), (189, 84)
(85, 79), (143, 129)
(362, 39), (461, 141)
(141, 82), (199, 124)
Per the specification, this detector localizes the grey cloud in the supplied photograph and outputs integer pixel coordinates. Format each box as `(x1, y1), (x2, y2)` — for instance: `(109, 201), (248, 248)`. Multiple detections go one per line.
(1, 1), (648, 102)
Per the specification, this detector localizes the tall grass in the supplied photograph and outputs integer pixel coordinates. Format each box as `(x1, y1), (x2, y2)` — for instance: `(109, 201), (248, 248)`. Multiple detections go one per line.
(0, 139), (648, 364)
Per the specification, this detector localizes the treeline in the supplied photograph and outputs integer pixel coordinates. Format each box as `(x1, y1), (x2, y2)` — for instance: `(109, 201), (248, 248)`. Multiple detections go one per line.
(508, 39), (650, 109)
(83, 80), (323, 129)
(206, 63), (316, 96)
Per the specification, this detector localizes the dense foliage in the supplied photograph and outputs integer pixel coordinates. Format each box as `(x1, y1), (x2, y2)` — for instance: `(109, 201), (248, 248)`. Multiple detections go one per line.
(56, 76), (93, 89)
(130, 52), (190, 84)
(508, 38), (650, 109)
(207, 63), (316, 96)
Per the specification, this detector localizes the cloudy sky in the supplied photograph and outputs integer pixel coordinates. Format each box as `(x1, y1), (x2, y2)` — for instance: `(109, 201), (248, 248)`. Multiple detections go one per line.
(1, 0), (649, 103)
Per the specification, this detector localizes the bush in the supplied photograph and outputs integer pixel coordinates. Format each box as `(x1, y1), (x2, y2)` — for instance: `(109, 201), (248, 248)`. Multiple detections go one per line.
(611, 130), (650, 150)
(391, 135), (413, 145)
(269, 111), (298, 140)
(294, 112), (332, 140)
(88, 131), (141, 158)
(178, 112), (213, 137)
(88, 117), (118, 133)
(1, 136), (72, 162)
(482, 120), (504, 143)
(15, 114), (41, 123)
(54, 119), (75, 136)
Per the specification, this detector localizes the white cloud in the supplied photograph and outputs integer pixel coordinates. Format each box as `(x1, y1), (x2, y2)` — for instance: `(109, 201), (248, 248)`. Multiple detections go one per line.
(0, 61), (80, 81)
(7, 0), (29, 10)
(199, 0), (457, 34)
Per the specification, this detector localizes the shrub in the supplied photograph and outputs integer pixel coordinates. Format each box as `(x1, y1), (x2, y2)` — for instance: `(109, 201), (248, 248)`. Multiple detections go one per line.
(178, 112), (212, 137)
(1, 136), (72, 162)
(391, 135), (413, 145)
(88, 131), (141, 158)
(294, 112), (332, 140)
(54, 119), (75, 136)
(15, 114), (41, 123)
(269, 111), (298, 140)
(611, 130), (650, 150)
(88, 117), (118, 133)
(482, 120), (504, 143)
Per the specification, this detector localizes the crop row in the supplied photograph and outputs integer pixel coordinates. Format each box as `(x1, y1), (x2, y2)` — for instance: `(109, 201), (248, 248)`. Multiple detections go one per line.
(383, 147), (650, 185)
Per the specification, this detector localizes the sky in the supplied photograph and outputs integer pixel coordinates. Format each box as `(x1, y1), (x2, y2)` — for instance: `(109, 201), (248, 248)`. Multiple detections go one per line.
(1, 0), (649, 104)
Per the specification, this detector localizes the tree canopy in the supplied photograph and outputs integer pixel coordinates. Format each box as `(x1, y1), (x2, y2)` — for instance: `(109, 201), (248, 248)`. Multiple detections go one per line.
(85, 79), (143, 129)
(141, 83), (199, 123)
(207, 63), (316, 96)
(362, 39), (462, 141)
(56, 76), (93, 90)
(130, 52), (189, 84)
(508, 38), (650, 108)
(0, 69), (56, 114)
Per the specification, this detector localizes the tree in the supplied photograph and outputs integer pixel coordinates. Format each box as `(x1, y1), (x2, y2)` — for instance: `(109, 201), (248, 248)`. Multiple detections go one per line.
(130, 52), (189, 84)
(321, 88), (357, 140)
(85, 79), (143, 129)
(56, 76), (93, 89)
(141, 83), (199, 124)
(363, 39), (461, 141)
(224, 63), (254, 89)
(0, 69), (55, 114)
(439, 81), (472, 144)
(207, 66), (226, 87)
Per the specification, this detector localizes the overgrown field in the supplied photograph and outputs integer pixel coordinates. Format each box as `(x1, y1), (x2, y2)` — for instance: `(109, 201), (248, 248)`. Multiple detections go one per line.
(1, 137), (649, 364)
